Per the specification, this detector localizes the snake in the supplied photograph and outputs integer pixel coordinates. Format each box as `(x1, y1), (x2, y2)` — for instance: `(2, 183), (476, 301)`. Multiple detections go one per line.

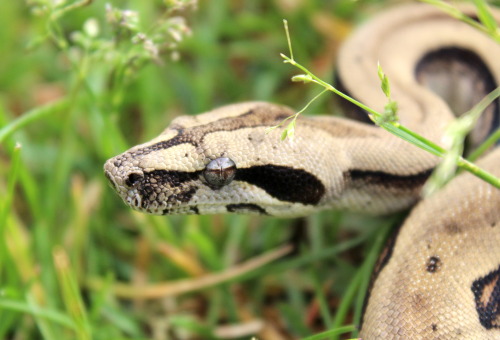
(104, 3), (500, 339)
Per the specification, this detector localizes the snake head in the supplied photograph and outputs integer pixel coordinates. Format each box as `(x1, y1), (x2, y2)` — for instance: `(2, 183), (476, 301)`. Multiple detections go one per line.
(104, 102), (331, 217)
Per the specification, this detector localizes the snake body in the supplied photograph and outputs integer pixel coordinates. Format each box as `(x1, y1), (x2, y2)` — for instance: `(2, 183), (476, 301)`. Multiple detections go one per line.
(104, 3), (500, 339)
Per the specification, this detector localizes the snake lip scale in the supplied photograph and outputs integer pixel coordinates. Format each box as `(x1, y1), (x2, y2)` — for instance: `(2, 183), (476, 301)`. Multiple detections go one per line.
(104, 3), (500, 339)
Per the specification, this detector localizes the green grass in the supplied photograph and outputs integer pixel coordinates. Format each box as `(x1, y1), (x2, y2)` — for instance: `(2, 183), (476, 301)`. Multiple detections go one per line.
(1, 1), (411, 339)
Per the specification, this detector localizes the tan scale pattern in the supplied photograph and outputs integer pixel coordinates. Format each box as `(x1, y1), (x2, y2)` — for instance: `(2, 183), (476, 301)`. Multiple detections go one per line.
(360, 149), (500, 339)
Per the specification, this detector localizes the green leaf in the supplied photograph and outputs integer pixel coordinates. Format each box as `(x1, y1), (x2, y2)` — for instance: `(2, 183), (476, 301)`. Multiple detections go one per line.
(281, 121), (295, 140)
(0, 298), (76, 329)
(377, 63), (391, 98)
(281, 128), (288, 140)
(292, 74), (313, 83)
(473, 0), (497, 33)
(300, 325), (356, 340)
(383, 101), (399, 122)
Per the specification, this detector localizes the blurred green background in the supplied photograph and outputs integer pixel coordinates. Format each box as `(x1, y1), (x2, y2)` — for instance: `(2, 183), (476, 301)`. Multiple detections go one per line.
(1, 0), (409, 339)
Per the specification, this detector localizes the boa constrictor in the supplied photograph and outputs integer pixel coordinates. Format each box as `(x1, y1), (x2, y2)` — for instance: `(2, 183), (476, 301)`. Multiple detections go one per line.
(104, 3), (500, 339)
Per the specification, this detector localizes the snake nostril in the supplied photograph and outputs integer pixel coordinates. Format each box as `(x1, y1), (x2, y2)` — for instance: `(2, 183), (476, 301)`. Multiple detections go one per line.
(125, 172), (144, 187)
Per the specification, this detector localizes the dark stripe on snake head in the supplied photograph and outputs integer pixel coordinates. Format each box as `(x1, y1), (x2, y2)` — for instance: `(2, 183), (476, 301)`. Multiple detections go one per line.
(129, 105), (293, 157)
(162, 205), (199, 215)
(136, 170), (200, 208)
(235, 165), (325, 205)
(226, 203), (267, 215)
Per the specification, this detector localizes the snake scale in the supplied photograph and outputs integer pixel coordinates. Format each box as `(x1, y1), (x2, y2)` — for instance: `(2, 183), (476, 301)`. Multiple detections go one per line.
(104, 3), (500, 339)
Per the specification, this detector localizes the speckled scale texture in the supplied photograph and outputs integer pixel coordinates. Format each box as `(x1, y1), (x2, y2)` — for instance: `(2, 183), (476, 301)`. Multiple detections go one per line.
(360, 149), (500, 339)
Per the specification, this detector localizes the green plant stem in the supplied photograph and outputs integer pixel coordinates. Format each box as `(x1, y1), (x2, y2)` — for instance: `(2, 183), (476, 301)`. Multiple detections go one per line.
(456, 157), (500, 185)
(53, 248), (92, 340)
(281, 54), (500, 189)
(0, 144), (21, 228)
(0, 299), (76, 329)
(468, 128), (500, 161)
(420, 0), (500, 43)
(301, 325), (356, 340)
(50, 0), (93, 21)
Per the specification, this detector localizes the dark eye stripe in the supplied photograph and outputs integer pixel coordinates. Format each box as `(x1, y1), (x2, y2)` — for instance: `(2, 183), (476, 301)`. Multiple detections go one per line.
(137, 170), (200, 209)
(235, 165), (325, 205)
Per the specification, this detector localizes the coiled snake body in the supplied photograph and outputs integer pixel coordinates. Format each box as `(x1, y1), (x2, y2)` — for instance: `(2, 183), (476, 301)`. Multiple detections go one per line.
(104, 4), (500, 339)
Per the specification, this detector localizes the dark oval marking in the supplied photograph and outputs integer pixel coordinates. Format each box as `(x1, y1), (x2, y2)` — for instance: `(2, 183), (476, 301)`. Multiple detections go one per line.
(444, 221), (462, 234)
(431, 324), (438, 332)
(348, 169), (432, 190)
(471, 264), (500, 329)
(235, 165), (325, 205)
(416, 47), (499, 149)
(426, 256), (441, 273)
(226, 203), (267, 215)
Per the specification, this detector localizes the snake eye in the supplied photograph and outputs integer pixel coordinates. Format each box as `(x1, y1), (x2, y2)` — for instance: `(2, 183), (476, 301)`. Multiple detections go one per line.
(203, 157), (236, 189)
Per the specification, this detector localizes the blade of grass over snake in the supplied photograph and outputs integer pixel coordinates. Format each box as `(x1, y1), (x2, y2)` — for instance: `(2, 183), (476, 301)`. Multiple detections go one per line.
(281, 52), (500, 188)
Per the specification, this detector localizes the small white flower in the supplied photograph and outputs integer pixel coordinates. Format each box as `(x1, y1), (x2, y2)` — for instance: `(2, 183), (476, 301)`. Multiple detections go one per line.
(84, 18), (99, 37)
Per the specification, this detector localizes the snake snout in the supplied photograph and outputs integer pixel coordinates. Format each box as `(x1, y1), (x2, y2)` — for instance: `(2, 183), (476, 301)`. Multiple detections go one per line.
(103, 157), (144, 191)
(104, 159), (147, 210)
